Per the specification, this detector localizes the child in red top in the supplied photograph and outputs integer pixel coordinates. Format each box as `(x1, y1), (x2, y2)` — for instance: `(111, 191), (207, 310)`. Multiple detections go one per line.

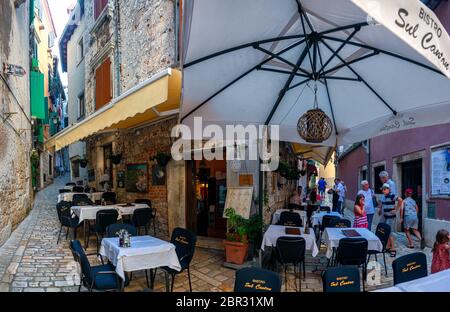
(431, 229), (450, 274)
(353, 194), (368, 229)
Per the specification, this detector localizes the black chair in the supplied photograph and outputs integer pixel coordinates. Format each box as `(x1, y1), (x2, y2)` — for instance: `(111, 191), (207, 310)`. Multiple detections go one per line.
(73, 193), (89, 201)
(234, 267), (282, 292)
(59, 189), (71, 194)
(72, 197), (94, 207)
(157, 228), (197, 292)
(335, 238), (368, 291)
(73, 186), (85, 193)
(288, 203), (302, 210)
(278, 211), (303, 227)
(84, 187), (96, 193)
(95, 209), (119, 255)
(319, 215), (340, 244)
(392, 252), (427, 285)
(132, 208), (154, 235)
(76, 180), (84, 185)
(69, 240), (121, 292)
(276, 237), (306, 291)
(320, 206), (331, 213)
(335, 218), (351, 228)
(102, 192), (117, 205)
(106, 223), (137, 238)
(322, 266), (361, 292)
(66, 182), (76, 186)
(135, 199), (156, 234)
(56, 201), (82, 244)
(367, 223), (391, 276)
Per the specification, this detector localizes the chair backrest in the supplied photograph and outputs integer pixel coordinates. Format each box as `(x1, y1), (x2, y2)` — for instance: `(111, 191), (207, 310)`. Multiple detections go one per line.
(134, 198), (152, 208)
(132, 208), (153, 227)
(84, 187), (96, 193)
(56, 201), (72, 225)
(95, 209), (119, 234)
(279, 211), (303, 227)
(392, 252), (427, 285)
(322, 266), (361, 292)
(234, 267), (281, 292)
(320, 206), (331, 213)
(72, 197), (94, 206)
(375, 222), (391, 250)
(59, 189), (70, 194)
(102, 192), (117, 204)
(276, 236), (306, 265)
(72, 186), (85, 193)
(287, 203), (302, 210)
(170, 227), (197, 265)
(320, 215), (340, 231)
(69, 240), (92, 285)
(72, 193), (89, 201)
(66, 182), (76, 186)
(76, 180), (84, 185)
(335, 218), (351, 228)
(106, 223), (137, 237)
(336, 238), (368, 266)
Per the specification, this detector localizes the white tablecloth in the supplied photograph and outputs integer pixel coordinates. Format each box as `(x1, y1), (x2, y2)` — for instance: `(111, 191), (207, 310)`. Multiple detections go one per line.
(57, 192), (104, 203)
(71, 203), (149, 223)
(311, 211), (341, 227)
(99, 235), (181, 280)
(393, 269), (450, 292)
(272, 209), (307, 225)
(261, 225), (319, 257)
(323, 227), (383, 259)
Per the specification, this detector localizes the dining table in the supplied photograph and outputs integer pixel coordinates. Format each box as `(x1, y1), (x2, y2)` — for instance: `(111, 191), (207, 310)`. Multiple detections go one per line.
(373, 268), (450, 292)
(311, 211), (341, 227)
(99, 235), (181, 291)
(57, 192), (104, 203)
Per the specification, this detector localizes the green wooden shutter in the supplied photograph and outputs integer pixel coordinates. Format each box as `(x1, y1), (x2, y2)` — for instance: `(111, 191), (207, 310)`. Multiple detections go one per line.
(30, 71), (45, 119)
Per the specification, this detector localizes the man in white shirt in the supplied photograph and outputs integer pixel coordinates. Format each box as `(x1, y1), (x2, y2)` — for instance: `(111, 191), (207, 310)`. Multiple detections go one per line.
(379, 171), (397, 196)
(358, 180), (377, 231)
(334, 178), (345, 214)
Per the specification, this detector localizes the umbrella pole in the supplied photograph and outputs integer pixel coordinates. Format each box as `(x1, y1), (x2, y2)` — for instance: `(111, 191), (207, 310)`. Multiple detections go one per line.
(258, 138), (264, 252)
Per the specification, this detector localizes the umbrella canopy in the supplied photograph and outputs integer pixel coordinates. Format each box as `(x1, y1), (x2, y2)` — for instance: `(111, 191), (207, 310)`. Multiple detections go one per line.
(180, 0), (450, 147)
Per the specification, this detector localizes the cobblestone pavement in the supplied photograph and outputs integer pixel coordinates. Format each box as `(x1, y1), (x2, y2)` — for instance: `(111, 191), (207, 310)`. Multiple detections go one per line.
(0, 178), (433, 292)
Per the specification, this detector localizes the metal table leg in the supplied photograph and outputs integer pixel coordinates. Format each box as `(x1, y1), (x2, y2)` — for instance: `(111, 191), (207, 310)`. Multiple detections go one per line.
(164, 271), (170, 292)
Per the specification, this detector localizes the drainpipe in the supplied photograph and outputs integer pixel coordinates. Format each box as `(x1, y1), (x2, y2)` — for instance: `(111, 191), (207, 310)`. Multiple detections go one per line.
(113, 0), (121, 97)
(367, 139), (371, 185)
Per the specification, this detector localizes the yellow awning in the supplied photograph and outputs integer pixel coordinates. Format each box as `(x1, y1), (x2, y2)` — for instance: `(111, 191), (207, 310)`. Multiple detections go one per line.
(291, 143), (335, 165)
(45, 68), (181, 151)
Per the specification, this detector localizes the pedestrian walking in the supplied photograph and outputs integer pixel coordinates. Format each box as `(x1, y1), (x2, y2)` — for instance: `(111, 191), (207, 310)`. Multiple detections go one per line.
(379, 171), (397, 195)
(379, 183), (403, 257)
(400, 188), (425, 249)
(318, 177), (327, 198)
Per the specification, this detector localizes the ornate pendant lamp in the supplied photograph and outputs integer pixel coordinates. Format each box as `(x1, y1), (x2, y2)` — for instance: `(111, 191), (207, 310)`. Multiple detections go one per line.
(297, 84), (332, 143)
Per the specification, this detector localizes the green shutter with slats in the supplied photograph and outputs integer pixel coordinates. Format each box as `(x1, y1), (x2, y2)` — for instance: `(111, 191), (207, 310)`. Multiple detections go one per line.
(30, 71), (45, 119)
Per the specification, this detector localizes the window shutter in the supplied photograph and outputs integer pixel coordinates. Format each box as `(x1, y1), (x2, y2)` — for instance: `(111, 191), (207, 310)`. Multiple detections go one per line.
(95, 58), (112, 110)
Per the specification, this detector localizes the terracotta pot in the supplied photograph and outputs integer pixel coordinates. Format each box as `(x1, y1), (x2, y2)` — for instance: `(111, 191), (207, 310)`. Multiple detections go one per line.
(223, 240), (248, 265)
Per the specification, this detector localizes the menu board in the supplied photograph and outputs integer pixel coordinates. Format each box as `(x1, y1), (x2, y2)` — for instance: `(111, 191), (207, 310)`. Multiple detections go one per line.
(223, 187), (253, 219)
(431, 147), (450, 196)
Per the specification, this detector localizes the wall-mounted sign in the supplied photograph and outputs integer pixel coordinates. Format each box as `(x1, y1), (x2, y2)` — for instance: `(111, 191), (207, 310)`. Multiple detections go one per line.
(223, 187), (253, 219)
(3, 63), (26, 77)
(431, 146), (450, 196)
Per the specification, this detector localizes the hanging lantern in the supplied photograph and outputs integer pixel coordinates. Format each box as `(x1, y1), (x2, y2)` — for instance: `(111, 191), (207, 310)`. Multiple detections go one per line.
(297, 84), (333, 143)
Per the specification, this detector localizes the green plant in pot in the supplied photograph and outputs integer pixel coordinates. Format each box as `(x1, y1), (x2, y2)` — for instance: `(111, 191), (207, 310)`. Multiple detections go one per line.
(79, 157), (88, 168)
(223, 208), (263, 265)
(150, 152), (171, 167)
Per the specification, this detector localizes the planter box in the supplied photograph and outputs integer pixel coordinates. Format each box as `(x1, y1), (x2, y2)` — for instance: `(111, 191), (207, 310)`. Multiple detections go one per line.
(223, 240), (248, 265)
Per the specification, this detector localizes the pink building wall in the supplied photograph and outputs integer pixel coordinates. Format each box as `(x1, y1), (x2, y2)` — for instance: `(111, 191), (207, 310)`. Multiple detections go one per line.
(337, 145), (367, 201)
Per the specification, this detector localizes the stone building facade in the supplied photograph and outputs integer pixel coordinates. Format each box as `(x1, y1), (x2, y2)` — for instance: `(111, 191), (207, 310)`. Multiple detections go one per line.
(0, 1), (32, 246)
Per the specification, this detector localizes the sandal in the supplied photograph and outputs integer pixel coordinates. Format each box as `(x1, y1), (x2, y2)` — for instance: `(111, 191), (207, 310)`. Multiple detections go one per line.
(407, 245), (414, 249)
(390, 250), (397, 257)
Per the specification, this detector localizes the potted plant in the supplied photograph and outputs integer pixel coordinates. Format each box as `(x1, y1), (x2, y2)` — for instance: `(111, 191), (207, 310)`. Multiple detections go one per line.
(150, 152), (171, 167)
(110, 154), (122, 165)
(79, 157), (88, 168)
(223, 208), (263, 265)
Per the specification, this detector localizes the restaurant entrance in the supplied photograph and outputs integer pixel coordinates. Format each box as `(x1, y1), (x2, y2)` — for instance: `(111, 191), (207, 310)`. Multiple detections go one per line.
(401, 158), (423, 234)
(186, 158), (227, 238)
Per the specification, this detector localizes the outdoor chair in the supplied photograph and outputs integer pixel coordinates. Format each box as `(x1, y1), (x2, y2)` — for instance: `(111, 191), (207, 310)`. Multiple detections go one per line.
(234, 267), (281, 292)
(135, 199), (156, 234)
(155, 227), (197, 292)
(319, 215), (340, 244)
(131, 208), (154, 235)
(278, 211), (303, 227)
(367, 223), (391, 276)
(76, 180), (84, 185)
(66, 182), (76, 186)
(320, 206), (331, 213)
(335, 238), (368, 291)
(276, 236), (306, 292)
(335, 218), (351, 228)
(69, 240), (121, 292)
(95, 209), (119, 255)
(106, 223), (137, 238)
(101, 192), (117, 205)
(72, 186), (85, 193)
(84, 186), (96, 193)
(72, 193), (89, 201)
(72, 197), (94, 207)
(322, 266), (361, 292)
(392, 252), (427, 285)
(287, 203), (302, 210)
(56, 201), (82, 244)
(59, 189), (70, 194)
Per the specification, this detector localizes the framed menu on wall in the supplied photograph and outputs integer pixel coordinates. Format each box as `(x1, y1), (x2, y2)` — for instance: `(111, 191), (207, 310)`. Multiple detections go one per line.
(431, 146), (450, 196)
(223, 187), (253, 219)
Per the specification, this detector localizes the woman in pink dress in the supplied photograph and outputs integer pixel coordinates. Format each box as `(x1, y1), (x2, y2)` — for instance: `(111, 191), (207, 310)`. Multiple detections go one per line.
(353, 194), (368, 228)
(431, 229), (450, 274)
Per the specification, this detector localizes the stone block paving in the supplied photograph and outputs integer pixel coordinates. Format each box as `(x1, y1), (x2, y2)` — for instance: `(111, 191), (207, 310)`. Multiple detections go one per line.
(0, 178), (434, 292)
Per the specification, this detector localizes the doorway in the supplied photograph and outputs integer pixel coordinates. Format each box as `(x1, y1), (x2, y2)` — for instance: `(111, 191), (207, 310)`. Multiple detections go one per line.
(185, 157), (227, 238)
(103, 143), (113, 188)
(401, 159), (423, 233)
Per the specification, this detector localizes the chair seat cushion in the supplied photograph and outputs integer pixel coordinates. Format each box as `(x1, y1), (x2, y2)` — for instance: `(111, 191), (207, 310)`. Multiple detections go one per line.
(91, 264), (120, 290)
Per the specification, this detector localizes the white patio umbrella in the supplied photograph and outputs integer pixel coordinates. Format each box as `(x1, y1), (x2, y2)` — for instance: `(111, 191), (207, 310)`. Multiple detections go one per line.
(180, 0), (450, 147)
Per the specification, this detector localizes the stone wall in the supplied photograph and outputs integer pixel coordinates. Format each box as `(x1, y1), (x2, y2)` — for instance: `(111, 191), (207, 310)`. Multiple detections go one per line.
(0, 1), (32, 246)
